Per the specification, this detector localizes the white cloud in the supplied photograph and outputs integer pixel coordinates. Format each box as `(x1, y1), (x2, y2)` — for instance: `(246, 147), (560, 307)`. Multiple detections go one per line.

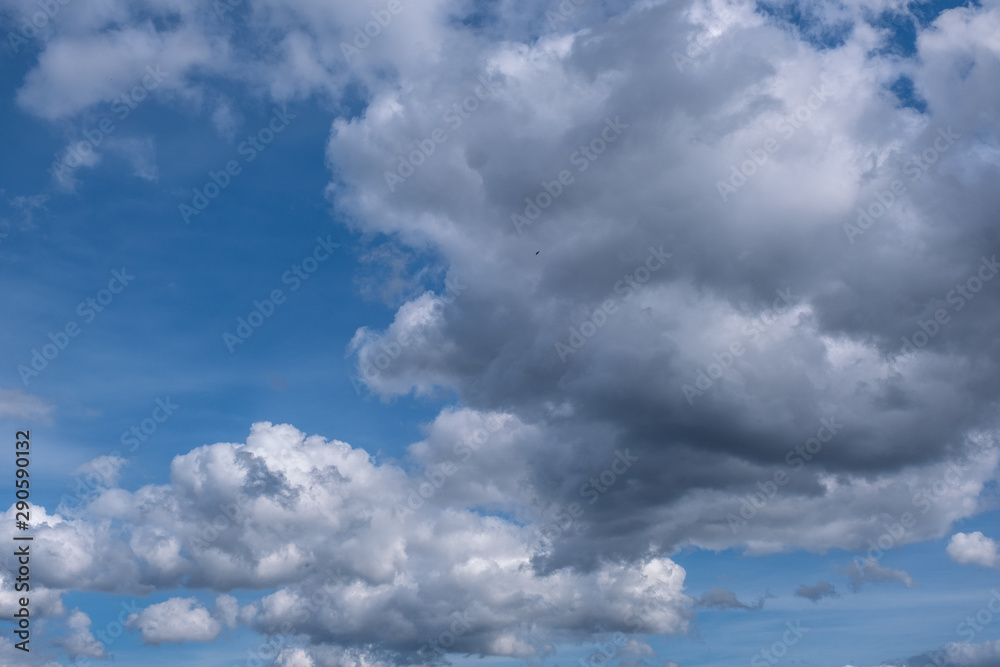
(0, 388), (54, 421)
(60, 609), (106, 659)
(125, 597), (223, 645)
(73, 455), (128, 488)
(947, 531), (999, 568)
(214, 593), (240, 629)
(3, 422), (691, 661)
(5, 0), (1000, 661)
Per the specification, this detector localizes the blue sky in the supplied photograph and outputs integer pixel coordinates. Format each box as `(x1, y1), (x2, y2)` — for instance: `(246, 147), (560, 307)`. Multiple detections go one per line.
(1, 0), (1000, 665)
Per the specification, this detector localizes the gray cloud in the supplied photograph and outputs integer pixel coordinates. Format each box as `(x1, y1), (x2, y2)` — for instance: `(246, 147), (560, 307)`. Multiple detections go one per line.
(5, 0), (1000, 661)
(900, 640), (1000, 667)
(693, 586), (765, 611)
(839, 558), (916, 592)
(794, 581), (838, 601)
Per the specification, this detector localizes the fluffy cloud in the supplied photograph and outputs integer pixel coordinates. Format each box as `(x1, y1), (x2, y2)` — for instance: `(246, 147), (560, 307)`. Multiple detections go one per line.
(326, 0), (1000, 573)
(59, 609), (107, 659)
(125, 597), (223, 645)
(948, 532), (1000, 569)
(214, 593), (240, 629)
(6, 0), (1000, 661)
(3, 422), (691, 662)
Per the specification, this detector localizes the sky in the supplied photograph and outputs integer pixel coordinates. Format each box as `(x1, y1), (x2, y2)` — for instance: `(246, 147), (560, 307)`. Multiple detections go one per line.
(0, 0), (999, 664)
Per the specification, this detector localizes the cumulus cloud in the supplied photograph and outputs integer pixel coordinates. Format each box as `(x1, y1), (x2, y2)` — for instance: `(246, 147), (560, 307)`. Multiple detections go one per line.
(6, 0), (1000, 661)
(214, 593), (240, 629)
(59, 609), (107, 659)
(325, 0), (1000, 573)
(795, 581), (839, 601)
(3, 422), (691, 662)
(948, 532), (1000, 569)
(125, 597), (223, 645)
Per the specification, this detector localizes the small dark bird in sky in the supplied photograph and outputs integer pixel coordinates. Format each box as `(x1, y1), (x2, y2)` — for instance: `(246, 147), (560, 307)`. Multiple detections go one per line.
(535, 251), (540, 255)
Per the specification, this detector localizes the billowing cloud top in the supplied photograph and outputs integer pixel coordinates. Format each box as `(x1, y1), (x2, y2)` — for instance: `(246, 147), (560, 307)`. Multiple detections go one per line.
(3, 0), (1000, 662)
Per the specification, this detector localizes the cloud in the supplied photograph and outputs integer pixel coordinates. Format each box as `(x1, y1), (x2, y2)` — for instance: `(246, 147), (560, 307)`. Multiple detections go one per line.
(948, 532), (999, 569)
(795, 581), (839, 601)
(105, 135), (159, 182)
(4, 422), (692, 662)
(0, 636), (63, 666)
(7, 0), (1000, 660)
(73, 455), (128, 488)
(0, 576), (65, 619)
(326, 0), (1000, 573)
(0, 388), (54, 421)
(59, 609), (107, 659)
(5, 195), (48, 230)
(693, 586), (765, 611)
(214, 594), (240, 629)
(840, 558), (916, 592)
(125, 597), (223, 645)
(275, 648), (318, 667)
(902, 640), (1000, 667)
